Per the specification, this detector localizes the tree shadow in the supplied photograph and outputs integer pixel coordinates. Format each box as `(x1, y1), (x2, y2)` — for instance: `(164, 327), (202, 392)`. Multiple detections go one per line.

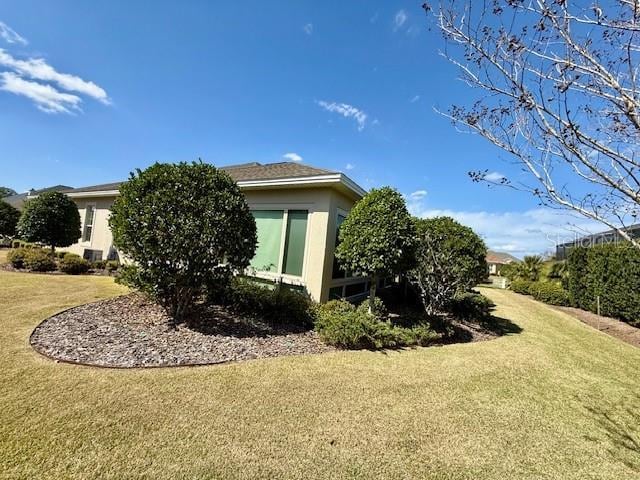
(579, 393), (640, 473)
(183, 304), (310, 338)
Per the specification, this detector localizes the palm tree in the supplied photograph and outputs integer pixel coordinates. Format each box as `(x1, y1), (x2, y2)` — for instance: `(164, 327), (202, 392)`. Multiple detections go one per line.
(521, 255), (543, 282)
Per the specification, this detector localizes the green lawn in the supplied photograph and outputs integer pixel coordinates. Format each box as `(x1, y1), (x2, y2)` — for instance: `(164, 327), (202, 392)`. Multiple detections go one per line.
(1, 271), (640, 479)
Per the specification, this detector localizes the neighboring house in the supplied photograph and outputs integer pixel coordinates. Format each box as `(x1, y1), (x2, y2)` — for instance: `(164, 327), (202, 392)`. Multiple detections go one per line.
(555, 224), (640, 259)
(486, 250), (520, 276)
(2, 185), (73, 210)
(59, 162), (367, 303)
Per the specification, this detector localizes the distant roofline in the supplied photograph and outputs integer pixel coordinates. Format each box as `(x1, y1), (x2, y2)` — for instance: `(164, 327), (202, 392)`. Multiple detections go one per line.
(556, 223), (640, 247)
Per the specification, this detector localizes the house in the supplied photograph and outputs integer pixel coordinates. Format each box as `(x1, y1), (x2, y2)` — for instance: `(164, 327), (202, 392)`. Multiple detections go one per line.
(59, 162), (367, 303)
(486, 250), (520, 276)
(3, 185), (73, 210)
(555, 223), (640, 259)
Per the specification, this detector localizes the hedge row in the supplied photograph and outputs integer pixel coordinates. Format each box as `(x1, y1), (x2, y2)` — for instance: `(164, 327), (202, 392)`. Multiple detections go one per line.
(568, 244), (640, 326)
(510, 279), (570, 306)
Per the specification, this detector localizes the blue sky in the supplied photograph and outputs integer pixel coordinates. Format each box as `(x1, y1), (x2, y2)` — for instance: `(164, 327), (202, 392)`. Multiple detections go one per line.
(0, 1), (602, 256)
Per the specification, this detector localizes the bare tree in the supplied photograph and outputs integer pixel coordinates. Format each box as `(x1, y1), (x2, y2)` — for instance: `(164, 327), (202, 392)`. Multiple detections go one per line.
(423, 0), (640, 249)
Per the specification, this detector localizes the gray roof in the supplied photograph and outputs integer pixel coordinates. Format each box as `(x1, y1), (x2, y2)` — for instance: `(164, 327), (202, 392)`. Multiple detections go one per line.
(2, 185), (73, 210)
(65, 162), (339, 194)
(556, 223), (640, 247)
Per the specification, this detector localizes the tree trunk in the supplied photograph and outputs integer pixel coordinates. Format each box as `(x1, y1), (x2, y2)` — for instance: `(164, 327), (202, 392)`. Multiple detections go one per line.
(368, 275), (377, 315)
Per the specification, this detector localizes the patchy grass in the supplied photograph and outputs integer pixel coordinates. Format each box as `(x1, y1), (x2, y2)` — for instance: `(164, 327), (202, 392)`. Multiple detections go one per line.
(1, 271), (640, 479)
(0, 248), (8, 264)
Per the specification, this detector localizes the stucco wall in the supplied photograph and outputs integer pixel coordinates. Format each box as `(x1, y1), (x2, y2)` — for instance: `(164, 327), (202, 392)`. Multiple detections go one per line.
(63, 187), (357, 302)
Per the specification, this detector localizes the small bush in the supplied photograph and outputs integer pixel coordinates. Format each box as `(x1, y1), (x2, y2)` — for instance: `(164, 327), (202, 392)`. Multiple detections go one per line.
(11, 240), (21, 249)
(528, 282), (570, 306)
(450, 292), (495, 321)
(220, 277), (315, 327)
(106, 260), (120, 273)
(7, 248), (28, 268)
(23, 249), (57, 272)
(59, 253), (90, 275)
(92, 260), (107, 270)
(315, 299), (439, 349)
(55, 251), (67, 259)
(510, 279), (532, 295)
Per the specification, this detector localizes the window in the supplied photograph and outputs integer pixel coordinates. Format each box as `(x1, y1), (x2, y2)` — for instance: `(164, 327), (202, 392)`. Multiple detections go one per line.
(250, 210), (284, 272)
(82, 204), (96, 242)
(283, 210), (308, 276)
(250, 209), (309, 277)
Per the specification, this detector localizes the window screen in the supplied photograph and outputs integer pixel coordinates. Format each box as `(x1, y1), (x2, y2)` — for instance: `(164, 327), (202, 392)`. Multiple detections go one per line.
(250, 210), (284, 272)
(283, 210), (308, 276)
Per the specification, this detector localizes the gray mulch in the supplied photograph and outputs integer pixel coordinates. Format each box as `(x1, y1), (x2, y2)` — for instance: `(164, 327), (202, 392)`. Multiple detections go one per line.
(30, 293), (334, 368)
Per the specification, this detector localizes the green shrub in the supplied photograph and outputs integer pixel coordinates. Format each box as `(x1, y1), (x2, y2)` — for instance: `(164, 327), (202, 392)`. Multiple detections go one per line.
(510, 279), (532, 295)
(220, 277), (315, 327)
(92, 260), (107, 270)
(59, 253), (90, 275)
(109, 162), (257, 321)
(54, 251), (67, 259)
(450, 292), (495, 321)
(566, 244), (640, 325)
(23, 249), (56, 272)
(528, 282), (570, 306)
(11, 239), (21, 249)
(7, 248), (28, 268)
(0, 200), (20, 238)
(315, 299), (439, 349)
(106, 260), (120, 273)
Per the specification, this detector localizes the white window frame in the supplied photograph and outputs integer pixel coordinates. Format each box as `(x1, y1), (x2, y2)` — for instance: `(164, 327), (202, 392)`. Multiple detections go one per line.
(81, 203), (97, 244)
(247, 203), (313, 283)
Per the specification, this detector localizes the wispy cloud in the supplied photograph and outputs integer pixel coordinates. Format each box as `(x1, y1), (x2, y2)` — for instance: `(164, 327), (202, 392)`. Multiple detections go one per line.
(317, 100), (367, 131)
(0, 49), (109, 104)
(407, 200), (603, 257)
(345, 163), (355, 170)
(410, 95), (420, 103)
(0, 21), (27, 45)
(282, 152), (303, 162)
(0, 72), (82, 114)
(393, 10), (408, 31)
(303, 23), (313, 35)
(409, 190), (427, 200)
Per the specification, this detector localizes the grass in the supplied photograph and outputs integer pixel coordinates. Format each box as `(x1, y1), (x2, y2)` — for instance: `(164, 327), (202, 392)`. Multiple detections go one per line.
(1, 271), (640, 479)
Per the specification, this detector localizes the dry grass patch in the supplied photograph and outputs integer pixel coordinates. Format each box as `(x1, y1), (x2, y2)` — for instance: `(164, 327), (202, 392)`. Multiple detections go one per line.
(1, 271), (640, 479)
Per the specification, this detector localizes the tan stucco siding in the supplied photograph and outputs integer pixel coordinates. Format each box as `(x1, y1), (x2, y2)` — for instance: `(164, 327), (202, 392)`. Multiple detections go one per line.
(62, 186), (358, 302)
(61, 196), (117, 260)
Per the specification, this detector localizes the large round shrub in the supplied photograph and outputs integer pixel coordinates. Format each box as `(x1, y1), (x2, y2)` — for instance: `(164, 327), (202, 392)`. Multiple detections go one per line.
(0, 200), (20, 237)
(59, 253), (90, 275)
(409, 216), (487, 315)
(109, 161), (257, 320)
(23, 248), (57, 272)
(335, 187), (415, 313)
(17, 192), (81, 252)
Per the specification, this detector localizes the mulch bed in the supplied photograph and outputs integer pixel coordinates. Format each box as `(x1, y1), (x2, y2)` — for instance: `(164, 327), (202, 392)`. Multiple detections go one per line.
(30, 293), (334, 368)
(551, 305), (640, 348)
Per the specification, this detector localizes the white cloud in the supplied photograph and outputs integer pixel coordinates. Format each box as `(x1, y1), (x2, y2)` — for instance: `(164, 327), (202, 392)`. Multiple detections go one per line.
(393, 10), (408, 31)
(410, 95), (420, 103)
(409, 190), (427, 200)
(345, 163), (355, 170)
(303, 23), (313, 35)
(484, 171), (506, 182)
(317, 100), (367, 131)
(0, 72), (82, 114)
(407, 200), (604, 257)
(0, 21), (27, 45)
(282, 152), (303, 162)
(0, 49), (109, 104)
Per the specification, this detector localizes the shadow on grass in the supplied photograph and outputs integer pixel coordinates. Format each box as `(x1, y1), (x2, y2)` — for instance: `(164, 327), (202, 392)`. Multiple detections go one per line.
(580, 394), (640, 473)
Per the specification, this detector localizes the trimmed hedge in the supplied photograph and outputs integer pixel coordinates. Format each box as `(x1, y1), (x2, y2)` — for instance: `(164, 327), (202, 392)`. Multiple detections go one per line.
(510, 279), (532, 295)
(59, 253), (90, 275)
(23, 249), (56, 272)
(528, 281), (570, 306)
(7, 248), (28, 269)
(568, 244), (640, 325)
